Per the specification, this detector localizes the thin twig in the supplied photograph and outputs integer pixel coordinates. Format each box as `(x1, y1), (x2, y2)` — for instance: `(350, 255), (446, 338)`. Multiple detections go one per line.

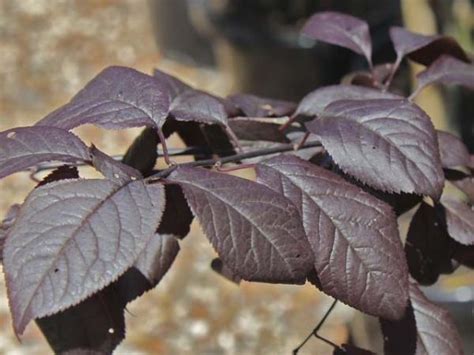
(157, 127), (173, 165)
(26, 146), (232, 177)
(214, 162), (256, 173)
(383, 56), (402, 92)
(292, 299), (338, 355)
(148, 140), (322, 181)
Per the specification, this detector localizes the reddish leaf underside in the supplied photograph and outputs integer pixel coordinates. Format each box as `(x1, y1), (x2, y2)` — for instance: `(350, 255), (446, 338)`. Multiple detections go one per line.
(256, 155), (409, 320)
(4, 178), (165, 335)
(167, 166), (314, 284)
(306, 99), (444, 199)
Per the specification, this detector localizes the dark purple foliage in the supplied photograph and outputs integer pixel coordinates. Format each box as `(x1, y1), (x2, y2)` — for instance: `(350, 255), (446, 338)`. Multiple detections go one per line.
(296, 85), (399, 117)
(334, 344), (376, 355)
(0, 126), (90, 179)
(437, 130), (471, 168)
(414, 55), (474, 96)
(228, 118), (289, 143)
(227, 94), (296, 118)
(0, 10), (472, 354)
(36, 66), (171, 130)
(306, 99), (444, 199)
(256, 155), (408, 320)
(90, 145), (142, 182)
(36, 165), (79, 188)
(0, 204), (20, 263)
(133, 233), (180, 285)
(379, 304), (417, 355)
(121, 127), (159, 175)
(302, 12), (372, 66)
(211, 258), (242, 284)
(405, 202), (455, 285)
(380, 281), (464, 355)
(156, 184), (194, 239)
(170, 90), (228, 126)
(408, 281), (463, 354)
(167, 166), (314, 284)
(389, 26), (470, 66)
(3, 178), (165, 334)
(153, 68), (192, 99)
(452, 176), (474, 202)
(441, 200), (474, 245)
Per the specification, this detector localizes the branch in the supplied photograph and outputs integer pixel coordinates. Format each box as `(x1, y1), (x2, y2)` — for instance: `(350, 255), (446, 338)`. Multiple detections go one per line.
(148, 140), (322, 180)
(293, 299), (338, 354)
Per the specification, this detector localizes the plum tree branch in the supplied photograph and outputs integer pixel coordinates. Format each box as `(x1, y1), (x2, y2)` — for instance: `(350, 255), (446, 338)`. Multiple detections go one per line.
(148, 140), (322, 180)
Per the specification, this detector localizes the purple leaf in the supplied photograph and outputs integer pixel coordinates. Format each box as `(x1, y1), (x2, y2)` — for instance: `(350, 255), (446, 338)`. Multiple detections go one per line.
(389, 27), (470, 66)
(409, 280), (463, 355)
(90, 145), (142, 183)
(306, 99), (444, 199)
(3, 178), (165, 335)
(437, 130), (471, 168)
(442, 199), (474, 245)
(122, 127), (159, 175)
(36, 66), (171, 130)
(256, 155), (408, 319)
(452, 176), (474, 203)
(296, 85), (399, 117)
(170, 90), (228, 126)
(134, 234), (180, 285)
(227, 94), (296, 117)
(301, 12), (372, 66)
(414, 56), (474, 96)
(36, 232), (178, 354)
(0, 126), (90, 180)
(211, 258), (241, 284)
(157, 184), (194, 239)
(380, 304), (417, 355)
(0, 204), (21, 263)
(36, 279), (127, 355)
(228, 118), (289, 143)
(36, 166), (79, 188)
(405, 202), (455, 285)
(333, 344), (376, 355)
(453, 243), (474, 268)
(153, 68), (192, 99)
(167, 166), (314, 284)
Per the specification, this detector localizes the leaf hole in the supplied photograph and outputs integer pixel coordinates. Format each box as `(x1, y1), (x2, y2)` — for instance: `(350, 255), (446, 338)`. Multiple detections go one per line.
(54, 268), (59, 273)
(108, 328), (115, 334)
(7, 132), (16, 139)
(372, 146), (376, 150)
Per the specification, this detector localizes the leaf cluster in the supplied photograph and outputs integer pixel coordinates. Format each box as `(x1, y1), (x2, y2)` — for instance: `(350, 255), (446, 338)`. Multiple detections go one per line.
(0, 10), (473, 354)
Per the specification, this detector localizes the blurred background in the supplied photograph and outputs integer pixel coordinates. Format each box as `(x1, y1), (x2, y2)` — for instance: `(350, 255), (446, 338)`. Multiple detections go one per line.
(0, 0), (473, 354)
